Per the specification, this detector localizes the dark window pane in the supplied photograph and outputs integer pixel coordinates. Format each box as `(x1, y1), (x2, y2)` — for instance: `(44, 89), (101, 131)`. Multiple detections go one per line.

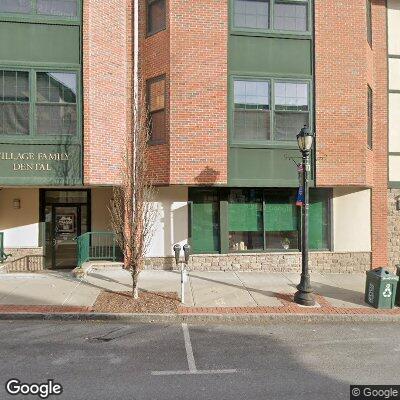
(147, 0), (166, 35)
(265, 231), (299, 250)
(234, 80), (270, 141)
(229, 232), (264, 251)
(274, 2), (308, 32)
(16, 71), (29, 101)
(37, 0), (77, 17)
(234, 109), (270, 140)
(0, 0), (31, 13)
(234, 0), (269, 29)
(36, 104), (77, 135)
(274, 112), (309, 141)
(275, 81), (308, 111)
(367, 85), (372, 148)
(149, 109), (165, 143)
(0, 70), (30, 135)
(0, 103), (29, 134)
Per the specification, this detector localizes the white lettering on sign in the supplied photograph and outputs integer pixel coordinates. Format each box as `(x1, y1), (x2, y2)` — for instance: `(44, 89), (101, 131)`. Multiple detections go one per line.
(368, 283), (374, 304)
(0, 152), (69, 173)
(383, 284), (392, 298)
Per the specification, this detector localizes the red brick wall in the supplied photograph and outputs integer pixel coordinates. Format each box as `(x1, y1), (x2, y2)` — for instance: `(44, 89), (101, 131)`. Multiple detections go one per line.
(82, 0), (132, 185)
(141, 0), (171, 185)
(169, 0), (228, 185)
(315, 0), (388, 267)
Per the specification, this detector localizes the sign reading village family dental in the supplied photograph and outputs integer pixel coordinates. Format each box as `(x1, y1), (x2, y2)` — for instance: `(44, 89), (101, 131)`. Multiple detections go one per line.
(0, 144), (82, 185)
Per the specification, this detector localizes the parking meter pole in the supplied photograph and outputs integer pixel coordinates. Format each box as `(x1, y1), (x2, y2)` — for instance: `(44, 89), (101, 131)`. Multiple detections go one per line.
(181, 266), (185, 305)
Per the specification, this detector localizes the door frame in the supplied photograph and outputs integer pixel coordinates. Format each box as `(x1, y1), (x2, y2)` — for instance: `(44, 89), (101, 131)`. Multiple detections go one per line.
(39, 189), (92, 269)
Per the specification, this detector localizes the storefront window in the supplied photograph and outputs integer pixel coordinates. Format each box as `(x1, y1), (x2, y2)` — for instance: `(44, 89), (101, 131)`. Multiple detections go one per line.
(190, 188), (331, 254)
(228, 189), (263, 251)
(264, 191), (299, 250)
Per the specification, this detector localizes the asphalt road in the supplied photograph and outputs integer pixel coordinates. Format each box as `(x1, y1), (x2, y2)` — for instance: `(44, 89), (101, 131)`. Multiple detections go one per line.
(0, 320), (399, 400)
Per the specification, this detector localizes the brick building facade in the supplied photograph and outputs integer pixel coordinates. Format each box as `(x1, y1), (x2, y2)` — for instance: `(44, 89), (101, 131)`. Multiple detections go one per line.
(0, 0), (399, 273)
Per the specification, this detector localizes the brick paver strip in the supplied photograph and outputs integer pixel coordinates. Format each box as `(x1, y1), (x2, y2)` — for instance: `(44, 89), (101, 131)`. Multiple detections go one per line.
(178, 293), (400, 316)
(0, 293), (399, 316)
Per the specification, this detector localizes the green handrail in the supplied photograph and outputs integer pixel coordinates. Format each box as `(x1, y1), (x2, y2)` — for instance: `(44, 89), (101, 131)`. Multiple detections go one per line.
(76, 232), (120, 267)
(0, 232), (12, 263)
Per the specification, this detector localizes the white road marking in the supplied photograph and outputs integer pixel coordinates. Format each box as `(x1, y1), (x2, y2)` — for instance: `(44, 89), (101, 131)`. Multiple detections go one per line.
(151, 323), (237, 376)
(182, 323), (197, 372)
(151, 369), (237, 376)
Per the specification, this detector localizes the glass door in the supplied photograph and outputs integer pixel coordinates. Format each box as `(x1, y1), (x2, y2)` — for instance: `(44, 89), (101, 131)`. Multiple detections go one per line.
(53, 206), (80, 268)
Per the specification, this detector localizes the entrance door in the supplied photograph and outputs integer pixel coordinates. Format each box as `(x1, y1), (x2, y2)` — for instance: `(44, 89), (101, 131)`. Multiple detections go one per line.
(53, 206), (81, 268)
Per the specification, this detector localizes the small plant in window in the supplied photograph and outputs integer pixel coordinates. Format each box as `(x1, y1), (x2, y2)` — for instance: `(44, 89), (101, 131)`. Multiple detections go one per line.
(281, 237), (291, 250)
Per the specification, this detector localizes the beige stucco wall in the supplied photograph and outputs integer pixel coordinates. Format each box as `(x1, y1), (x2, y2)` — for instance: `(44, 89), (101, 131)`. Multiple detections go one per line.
(389, 93), (400, 152)
(389, 156), (400, 182)
(147, 187), (188, 258)
(91, 187), (113, 232)
(333, 188), (371, 252)
(0, 188), (39, 248)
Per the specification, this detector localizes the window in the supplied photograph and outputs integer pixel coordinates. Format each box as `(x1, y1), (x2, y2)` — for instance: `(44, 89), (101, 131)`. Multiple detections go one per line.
(233, 0), (309, 32)
(147, 0), (166, 36)
(274, 1), (308, 32)
(0, 0), (78, 17)
(234, 80), (270, 141)
(190, 188), (331, 254)
(0, 70), (30, 135)
(367, 85), (373, 148)
(147, 76), (166, 143)
(37, 0), (77, 17)
(366, 0), (372, 46)
(0, 0), (31, 13)
(229, 189), (264, 251)
(233, 78), (310, 142)
(274, 81), (309, 141)
(234, 0), (269, 29)
(36, 72), (77, 135)
(265, 191), (299, 250)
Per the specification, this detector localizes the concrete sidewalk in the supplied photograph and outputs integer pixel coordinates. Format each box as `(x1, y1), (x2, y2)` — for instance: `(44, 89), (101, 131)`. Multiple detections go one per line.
(0, 268), (370, 310)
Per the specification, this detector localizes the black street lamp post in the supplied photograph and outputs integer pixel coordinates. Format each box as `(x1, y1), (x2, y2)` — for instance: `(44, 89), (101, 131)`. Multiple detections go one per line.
(294, 126), (316, 307)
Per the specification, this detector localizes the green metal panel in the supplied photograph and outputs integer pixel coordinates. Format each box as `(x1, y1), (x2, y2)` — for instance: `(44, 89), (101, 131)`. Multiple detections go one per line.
(190, 190), (220, 254)
(228, 203), (262, 232)
(264, 196), (297, 232)
(0, 143), (82, 185)
(309, 191), (329, 250)
(229, 35), (312, 76)
(0, 22), (80, 65)
(229, 147), (310, 187)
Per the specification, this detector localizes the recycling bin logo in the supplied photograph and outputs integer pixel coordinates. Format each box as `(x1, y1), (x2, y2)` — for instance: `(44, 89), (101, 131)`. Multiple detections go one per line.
(382, 284), (392, 298)
(368, 283), (374, 303)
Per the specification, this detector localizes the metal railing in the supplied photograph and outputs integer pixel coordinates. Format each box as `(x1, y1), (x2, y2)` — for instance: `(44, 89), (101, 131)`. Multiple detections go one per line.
(76, 232), (121, 267)
(0, 232), (12, 263)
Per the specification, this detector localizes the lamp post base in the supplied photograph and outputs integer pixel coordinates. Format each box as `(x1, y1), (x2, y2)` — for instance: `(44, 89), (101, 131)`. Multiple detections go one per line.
(294, 289), (316, 306)
(294, 276), (316, 306)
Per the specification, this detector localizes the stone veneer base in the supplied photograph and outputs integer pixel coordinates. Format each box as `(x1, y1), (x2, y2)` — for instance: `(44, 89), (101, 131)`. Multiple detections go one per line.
(145, 252), (371, 273)
(2, 248), (45, 273)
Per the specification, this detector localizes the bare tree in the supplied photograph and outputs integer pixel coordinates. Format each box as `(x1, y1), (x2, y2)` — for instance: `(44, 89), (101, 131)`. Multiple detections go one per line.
(109, 86), (157, 299)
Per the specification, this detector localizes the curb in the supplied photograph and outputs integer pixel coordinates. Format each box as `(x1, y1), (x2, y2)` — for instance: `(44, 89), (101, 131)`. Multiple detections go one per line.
(1, 312), (400, 324)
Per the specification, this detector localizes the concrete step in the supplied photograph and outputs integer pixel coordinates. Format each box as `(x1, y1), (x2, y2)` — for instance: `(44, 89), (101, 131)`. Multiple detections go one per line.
(72, 261), (124, 278)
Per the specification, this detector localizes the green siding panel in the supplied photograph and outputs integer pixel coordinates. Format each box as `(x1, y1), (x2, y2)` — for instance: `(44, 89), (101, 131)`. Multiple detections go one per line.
(228, 203), (262, 232)
(0, 22), (80, 65)
(229, 36), (311, 76)
(229, 147), (305, 187)
(0, 143), (82, 185)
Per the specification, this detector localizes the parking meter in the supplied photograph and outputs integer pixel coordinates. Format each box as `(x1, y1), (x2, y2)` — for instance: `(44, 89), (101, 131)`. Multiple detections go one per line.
(173, 244), (181, 267)
(183, 244), (191, 264)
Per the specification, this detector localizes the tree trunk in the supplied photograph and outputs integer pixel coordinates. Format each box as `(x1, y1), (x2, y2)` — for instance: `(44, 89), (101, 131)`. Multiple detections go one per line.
(132, 267), (140, 299)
